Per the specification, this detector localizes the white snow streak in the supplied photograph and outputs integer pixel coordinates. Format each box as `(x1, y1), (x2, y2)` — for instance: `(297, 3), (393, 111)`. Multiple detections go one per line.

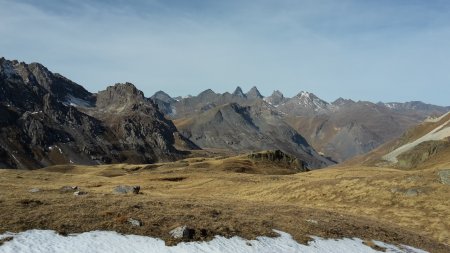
(384, 117), (450, 163)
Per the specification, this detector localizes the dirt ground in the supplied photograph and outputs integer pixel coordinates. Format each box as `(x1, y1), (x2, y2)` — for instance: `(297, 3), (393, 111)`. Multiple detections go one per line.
(0, 156), (449, 252)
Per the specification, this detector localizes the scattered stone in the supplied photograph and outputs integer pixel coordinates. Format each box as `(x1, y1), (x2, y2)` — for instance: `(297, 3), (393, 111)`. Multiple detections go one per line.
(113, 185), (140, 194)
(306, 219), (318, 225)
(73, 191), (87, 196)
(29, 188), (40, 193)
(405, 188), (419, 197)
(169, 226), (195, 240)
(438, 169), (450, 185)
(127, 218), (143, 227)
(60, 186), (78, 193)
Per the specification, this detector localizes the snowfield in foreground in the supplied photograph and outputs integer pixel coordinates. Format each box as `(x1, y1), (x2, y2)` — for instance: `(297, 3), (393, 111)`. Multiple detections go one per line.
(0, 229), (427, 253)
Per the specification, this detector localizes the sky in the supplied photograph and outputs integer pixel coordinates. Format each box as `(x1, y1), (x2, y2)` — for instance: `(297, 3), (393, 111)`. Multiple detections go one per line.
(0, 0), (449, 105)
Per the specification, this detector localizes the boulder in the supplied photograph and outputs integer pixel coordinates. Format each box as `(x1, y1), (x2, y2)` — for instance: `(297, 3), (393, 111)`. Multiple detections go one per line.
(73, 191), (87, 196)
(60, 186), (78, 193)
(169, 226), (195, 240)
(113, 185), (140, 194)
(127, 218), (143, 227)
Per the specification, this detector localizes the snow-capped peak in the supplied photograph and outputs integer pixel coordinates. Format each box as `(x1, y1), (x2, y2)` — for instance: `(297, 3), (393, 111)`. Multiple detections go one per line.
(294, 91), (329, 110)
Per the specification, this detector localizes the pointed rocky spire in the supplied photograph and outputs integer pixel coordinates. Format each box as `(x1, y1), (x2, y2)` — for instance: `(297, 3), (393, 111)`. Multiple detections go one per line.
(246, 86), (263, 99)
(232, 86), (246, 98)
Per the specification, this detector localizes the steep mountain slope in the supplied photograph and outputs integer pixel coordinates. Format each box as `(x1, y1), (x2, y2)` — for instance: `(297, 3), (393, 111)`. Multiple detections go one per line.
(347, 112), (450, 169)
(175, 100), (334, 169)
(0, 57), (188, 169)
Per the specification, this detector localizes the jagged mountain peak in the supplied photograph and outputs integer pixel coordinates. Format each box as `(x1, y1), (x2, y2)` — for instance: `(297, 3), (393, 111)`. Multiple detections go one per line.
(96, 82), (146, 110)
(296, 91), (318, 99)
(264, 90), (286, 106)
(332, 97), (355, 106)
(293, 91), (329, 107)
(1, 57), (93, 107)
(151, 90), (175, 104)
(198, 89), (216, 97)
(106, 82), (143, 97)
(232, 86), (246, 97)
(246, 86), (263, 99)
(271, 90), (284, 97)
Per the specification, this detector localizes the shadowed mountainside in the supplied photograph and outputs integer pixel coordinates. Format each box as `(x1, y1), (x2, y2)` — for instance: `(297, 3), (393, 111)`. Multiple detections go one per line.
(0, 57), (192, 169)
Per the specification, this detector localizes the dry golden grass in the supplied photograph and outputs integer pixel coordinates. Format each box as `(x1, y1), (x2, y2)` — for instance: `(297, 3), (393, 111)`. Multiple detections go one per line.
(0, 155), (449, 252)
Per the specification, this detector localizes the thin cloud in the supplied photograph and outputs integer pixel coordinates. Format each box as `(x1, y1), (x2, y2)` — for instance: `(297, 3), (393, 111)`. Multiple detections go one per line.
(0, 0), (449, 105)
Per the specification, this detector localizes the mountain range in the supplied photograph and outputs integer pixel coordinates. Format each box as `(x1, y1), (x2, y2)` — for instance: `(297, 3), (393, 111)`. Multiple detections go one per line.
(1, 57), (449, 169)
(152, 86), (449, 162)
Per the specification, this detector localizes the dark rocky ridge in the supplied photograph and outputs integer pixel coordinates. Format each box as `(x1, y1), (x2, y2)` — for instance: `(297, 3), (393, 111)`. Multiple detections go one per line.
(0, 57), (191, 169)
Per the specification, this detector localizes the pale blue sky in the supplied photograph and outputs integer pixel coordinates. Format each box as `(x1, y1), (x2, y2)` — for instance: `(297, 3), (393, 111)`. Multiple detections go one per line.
(1, 0), (449, 105)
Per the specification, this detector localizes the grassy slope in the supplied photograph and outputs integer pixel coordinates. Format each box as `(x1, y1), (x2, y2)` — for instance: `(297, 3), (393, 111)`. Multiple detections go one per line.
(0, 155), (449, 252)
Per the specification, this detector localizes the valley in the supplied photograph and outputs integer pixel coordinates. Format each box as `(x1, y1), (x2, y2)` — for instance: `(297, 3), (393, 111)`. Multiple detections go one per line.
(1, 57), (449, 252)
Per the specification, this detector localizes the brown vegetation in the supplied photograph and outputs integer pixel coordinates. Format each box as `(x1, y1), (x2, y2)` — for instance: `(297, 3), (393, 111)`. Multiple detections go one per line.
(0, 155), (449, 252)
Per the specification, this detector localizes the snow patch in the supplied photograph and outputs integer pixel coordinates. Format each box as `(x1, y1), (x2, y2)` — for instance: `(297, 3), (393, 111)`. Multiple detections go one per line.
(48, 145), (63, 154)
(0, 229), (427, 253)
(64, 95), (91, 107)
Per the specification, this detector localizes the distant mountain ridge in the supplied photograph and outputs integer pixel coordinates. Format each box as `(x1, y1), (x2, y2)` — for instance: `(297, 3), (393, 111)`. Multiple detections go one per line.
(152, 87), (449, 162)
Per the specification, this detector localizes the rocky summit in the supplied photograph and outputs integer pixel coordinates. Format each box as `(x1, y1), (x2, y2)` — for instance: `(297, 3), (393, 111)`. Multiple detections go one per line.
(0, 57), (190, 169)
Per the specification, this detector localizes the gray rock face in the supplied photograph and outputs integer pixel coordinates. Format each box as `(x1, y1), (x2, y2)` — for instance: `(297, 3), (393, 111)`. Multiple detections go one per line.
(0, 58), (189, 169)
(438, 169), (450, 185)
(113, 185), (140, 194)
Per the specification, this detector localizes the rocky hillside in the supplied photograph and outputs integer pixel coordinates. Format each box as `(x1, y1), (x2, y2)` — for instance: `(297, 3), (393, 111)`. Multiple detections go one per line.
(175, 100), (334, 169)
(153, 87), (449, 162)
(346, 112), (450, 169)
(0, 57), (190, 169)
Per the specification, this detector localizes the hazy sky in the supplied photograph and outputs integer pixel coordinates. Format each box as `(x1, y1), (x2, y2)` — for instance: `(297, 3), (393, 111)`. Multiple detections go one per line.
(1, 0), (449, 105)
